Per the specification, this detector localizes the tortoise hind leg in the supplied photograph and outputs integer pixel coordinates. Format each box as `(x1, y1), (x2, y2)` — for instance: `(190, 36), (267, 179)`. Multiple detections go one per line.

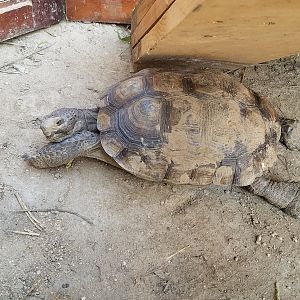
(250, 176), (300, 218)
(24, 131), (102, 168)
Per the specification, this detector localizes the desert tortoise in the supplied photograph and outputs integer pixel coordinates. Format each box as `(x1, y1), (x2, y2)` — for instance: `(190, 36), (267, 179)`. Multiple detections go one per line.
(24, 69), (300, 218)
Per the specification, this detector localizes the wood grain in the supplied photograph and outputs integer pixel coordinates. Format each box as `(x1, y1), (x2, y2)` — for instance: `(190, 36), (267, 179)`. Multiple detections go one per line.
(131, 0), (156, 29)
(132, 0), (300, 65)
(131, 0), (175, 47)
(132, 0), (203, 63)
(66, 0), (137, 24)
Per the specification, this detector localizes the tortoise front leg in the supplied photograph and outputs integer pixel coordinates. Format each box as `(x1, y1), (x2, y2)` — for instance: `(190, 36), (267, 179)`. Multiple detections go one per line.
(250, 176), (300, 218)
(24, 131), (105, 168)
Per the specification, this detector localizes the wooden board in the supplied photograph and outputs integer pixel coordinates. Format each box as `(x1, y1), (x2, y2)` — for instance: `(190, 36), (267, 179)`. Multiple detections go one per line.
(66, 0), (137, 24)
(131, 0), (175, 47)
(132, 0), (300, 65)
(0, 0), (63, 41)
(131, 0), (155, 29)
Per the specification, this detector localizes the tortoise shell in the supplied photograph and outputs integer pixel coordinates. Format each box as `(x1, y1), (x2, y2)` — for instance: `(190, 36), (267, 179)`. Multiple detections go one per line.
(97, 69), (280, 186)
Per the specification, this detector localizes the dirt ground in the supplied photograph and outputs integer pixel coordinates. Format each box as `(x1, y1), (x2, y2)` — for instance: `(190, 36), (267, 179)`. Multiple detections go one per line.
(0, 21), (300, 300)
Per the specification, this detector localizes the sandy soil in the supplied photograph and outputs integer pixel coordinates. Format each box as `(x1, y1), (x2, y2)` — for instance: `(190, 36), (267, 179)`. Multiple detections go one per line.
(0, 21), (300, 300)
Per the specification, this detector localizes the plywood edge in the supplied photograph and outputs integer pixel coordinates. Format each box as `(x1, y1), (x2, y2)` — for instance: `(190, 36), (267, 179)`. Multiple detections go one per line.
(131, 0), (155, 29)
(131, 0), (175, 48)
(132, 0), (204, 64)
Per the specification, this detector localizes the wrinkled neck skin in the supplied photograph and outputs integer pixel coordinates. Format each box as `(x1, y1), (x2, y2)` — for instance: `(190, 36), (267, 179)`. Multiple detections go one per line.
(77, 108), (99, 133)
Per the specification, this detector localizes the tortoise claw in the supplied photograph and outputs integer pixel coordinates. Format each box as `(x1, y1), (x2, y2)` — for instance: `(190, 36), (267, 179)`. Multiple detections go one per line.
(22, 152), (49, 168)
(280, 118), (300, 151)
(22, 153), (30, 161)
(284, 198), (300, 219)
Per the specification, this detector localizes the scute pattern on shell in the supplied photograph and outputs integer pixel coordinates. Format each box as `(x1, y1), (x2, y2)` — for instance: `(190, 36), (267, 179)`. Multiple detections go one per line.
(116, 96), (165, 149)
(97, 69), (281, 187)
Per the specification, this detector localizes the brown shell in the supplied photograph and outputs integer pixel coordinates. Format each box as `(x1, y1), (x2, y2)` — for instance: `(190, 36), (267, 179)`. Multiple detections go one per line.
(97, 69), (281, 187)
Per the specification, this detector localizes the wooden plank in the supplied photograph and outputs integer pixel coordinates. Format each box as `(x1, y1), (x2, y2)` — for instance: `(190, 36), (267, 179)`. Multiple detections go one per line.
(133, 0), (300, 65)
(131, 0), (156, 29)
(132, 0), (203, 63)
(0, 0), (63, 41)
(66, 0), (137, 24)
(131, 0), (175, 48)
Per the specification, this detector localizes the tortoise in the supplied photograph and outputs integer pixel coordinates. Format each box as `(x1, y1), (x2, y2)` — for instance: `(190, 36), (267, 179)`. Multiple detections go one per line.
(24, 68), (300, 218)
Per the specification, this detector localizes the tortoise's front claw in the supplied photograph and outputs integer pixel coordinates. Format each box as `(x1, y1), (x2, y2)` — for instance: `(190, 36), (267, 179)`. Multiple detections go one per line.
(280, 118), (300, 151)
(23, 132), (101, 169)
(284, 199), (300, 219)
(22, 151), (50, 168)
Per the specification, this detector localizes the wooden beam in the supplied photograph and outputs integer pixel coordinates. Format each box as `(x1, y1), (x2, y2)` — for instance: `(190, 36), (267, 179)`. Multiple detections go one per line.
(132, 0), (203, 63)
(132, 0), (300, 65)
(131, 0), (156, 29)
(131, 0), (175, 48)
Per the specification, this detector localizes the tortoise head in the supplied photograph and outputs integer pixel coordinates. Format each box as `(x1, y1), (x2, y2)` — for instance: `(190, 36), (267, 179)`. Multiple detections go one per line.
(40, 108), (83, 142)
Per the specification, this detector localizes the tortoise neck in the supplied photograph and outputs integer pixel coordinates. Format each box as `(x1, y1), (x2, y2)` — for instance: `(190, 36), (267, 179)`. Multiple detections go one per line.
(80, 108), (99, 132)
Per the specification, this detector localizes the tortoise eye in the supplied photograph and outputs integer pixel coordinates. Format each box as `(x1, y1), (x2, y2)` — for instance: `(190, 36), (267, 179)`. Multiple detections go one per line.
(56, 119), (64, 126)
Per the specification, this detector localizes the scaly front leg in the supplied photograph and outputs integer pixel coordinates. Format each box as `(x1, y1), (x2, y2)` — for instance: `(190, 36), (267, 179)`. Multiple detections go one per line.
(24, 131), (102, 168)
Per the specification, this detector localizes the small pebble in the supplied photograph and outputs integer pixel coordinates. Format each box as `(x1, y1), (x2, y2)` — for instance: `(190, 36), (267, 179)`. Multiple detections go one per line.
(0, 142), (8, 149)
(12, 64), (26, 73)
(266, 253), (271, 257)
(291, 235), (298, 243)
(233, 256), (239, 261)
(54, 173), (62, 179)
(255, 235), (262, 244)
